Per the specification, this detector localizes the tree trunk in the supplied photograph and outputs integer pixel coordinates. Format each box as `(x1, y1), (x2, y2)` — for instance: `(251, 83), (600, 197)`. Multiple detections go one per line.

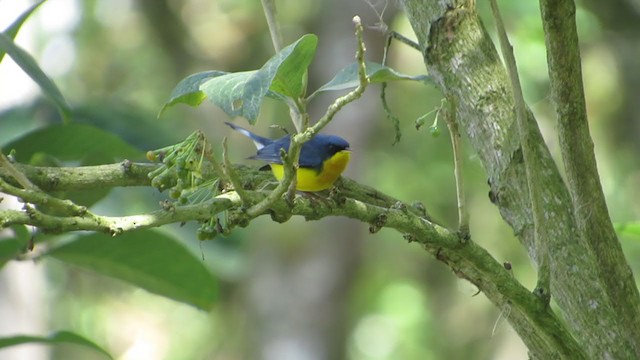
(400, 0), (640, 357)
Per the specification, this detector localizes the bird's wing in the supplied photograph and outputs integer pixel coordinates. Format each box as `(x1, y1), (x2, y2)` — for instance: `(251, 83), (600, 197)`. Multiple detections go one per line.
(250, 136), (291, 164)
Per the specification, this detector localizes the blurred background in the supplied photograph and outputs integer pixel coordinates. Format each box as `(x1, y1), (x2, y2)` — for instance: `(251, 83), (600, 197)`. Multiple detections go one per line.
(0, 0), (639, 359)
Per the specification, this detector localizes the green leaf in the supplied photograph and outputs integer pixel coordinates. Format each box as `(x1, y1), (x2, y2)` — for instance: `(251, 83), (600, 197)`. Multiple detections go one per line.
(158, 70), (227, 117)
(0, 330), (112, 359)
(0, 226), (30, 269)
(3, 123), (142, 207)
(200, 34), (318, 124)
(47, 230), (218, 310)
(199, 70), (257, 120)
(615, 222), (640, 239)
(0, 0), (46, 64)
(268, 34), (317, 98)
(311, 61), (430, 97)
(3, 123), (142, 163)
(0, 32), (71, 122)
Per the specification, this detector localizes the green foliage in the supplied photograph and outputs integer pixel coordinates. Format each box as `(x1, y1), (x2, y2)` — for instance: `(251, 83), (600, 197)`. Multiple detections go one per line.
(163, 34), (427, 126)
(0, 226), (30, 269)
(0, 32), (71, 122)
(0, 0), (45, 63)
(158, 70), (227, 117)
(0, 330), (112, 359)
(3, 123), (143, 206)
(199, 34), (318, 123)
(4, 123), (142, 163)
(47, 230), (218, 310)
(311, 60), (429, 96)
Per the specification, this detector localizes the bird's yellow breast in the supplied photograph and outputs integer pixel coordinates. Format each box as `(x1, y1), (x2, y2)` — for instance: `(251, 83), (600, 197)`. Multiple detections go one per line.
(269, 150), (350, 192)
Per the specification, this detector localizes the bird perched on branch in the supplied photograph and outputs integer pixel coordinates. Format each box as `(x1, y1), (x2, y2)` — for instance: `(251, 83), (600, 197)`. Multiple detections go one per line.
(226, 122), (350, 192)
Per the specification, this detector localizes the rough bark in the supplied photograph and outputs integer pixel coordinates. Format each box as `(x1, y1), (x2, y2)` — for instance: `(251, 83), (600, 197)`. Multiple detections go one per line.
(539, 1), (640, 352)
(400, 0), (640, 357)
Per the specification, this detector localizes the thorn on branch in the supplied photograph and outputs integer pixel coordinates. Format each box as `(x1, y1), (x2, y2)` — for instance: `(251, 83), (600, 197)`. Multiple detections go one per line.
(160, 199), (175, 212)
(403, 233), (417, 243)
(533, 286), (551, 306)
(121, 159), (133, 173)
(269, 209), (291, 223)
(391, 201), (407, 212)
(457, 224), (470, 244)
(109, 227), (123, 237)
(411, 201), (427, 217)
(369, 213), (387, 234)
(488, 189), (499, 204)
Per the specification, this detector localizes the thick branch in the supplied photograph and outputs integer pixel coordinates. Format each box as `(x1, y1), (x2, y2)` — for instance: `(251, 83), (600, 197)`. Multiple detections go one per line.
(0, 162), (157, 191)
(489, 0), (549, 301)
(1, 160), (579, 358)
(400, 0), (637, 357)
(0, 155), (583, 356)
(539, 0), (640, 352)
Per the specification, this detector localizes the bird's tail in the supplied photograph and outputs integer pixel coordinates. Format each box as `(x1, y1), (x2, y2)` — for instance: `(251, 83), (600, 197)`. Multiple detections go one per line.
(225, 122), (272, 150)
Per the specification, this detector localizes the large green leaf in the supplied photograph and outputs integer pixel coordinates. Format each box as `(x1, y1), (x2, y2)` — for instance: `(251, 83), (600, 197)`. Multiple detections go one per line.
(3, 123), (142, 207)
(199, 70), (257, 120)
(200, 34), (318, 123)
(0, 32), (71, 122)
(0, 330), (112, 359)
(310, 61), (430, 97)
(3, 123), (142, 163)
(47, 230), (218, 310)
(268, 34), (317, 99)
(158, 70), (227, 117)
(0, 226), (30, 269)
(0, 0), (46, 64)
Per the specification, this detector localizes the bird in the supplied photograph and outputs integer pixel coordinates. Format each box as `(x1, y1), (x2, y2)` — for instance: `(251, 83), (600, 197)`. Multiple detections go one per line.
(225, 122), (350, 192)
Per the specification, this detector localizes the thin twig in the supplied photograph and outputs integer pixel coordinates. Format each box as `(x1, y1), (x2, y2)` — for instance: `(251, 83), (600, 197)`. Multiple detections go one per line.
(388, 31), (420, 51)
(489, 0), (550, 302)
(0, 176), (89, 217)
(381, 33), (401, 144)
(222, 137), (250, 205)
(261, 0), (283, 53)
(443, 96), (469, 235)
(298, 16), (369, 142)
(0, 151), (37, 190)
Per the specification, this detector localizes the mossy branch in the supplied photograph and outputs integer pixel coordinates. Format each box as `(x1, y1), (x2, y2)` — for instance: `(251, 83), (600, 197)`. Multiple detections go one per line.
(539, 0), (640, 351)
(0, 157), (581, 357)
(489, 0), (550, 303)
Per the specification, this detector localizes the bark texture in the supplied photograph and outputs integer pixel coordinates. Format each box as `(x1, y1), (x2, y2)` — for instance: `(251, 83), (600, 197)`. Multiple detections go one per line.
(400, 0), (640, 357)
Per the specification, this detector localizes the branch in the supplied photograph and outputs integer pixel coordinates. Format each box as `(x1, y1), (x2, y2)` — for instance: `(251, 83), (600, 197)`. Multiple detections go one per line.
(399, 0), (618, 356)
(296, 15), (369, 142)
(0, 159), (580, 358)
(0, 152), (38, 190)
(1, 197), (234, 235)
(489, 0), (550, 302)
(442, 96), (468, 236)
(539, 0), (640, 349)
(0, 162), (157, 191)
